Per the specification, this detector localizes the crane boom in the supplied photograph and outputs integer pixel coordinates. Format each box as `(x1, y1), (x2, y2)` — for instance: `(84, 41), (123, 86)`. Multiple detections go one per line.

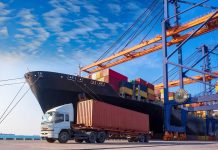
(81, 11), (218, 73)
(155, 71), (218, 90)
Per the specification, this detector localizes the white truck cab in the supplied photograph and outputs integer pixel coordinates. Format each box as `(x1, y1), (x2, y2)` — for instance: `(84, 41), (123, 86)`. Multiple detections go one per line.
(41, 104), (74, 143)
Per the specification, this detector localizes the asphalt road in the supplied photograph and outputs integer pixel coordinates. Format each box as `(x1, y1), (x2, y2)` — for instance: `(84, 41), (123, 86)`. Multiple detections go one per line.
(0, 140), (217, 150)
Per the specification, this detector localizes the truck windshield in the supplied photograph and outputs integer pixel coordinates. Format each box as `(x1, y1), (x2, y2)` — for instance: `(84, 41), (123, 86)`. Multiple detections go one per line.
(42, 112), (54, 123)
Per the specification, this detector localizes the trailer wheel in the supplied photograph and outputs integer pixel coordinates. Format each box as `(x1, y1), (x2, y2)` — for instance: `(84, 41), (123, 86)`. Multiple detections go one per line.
(96, 132), (106, 143)
(138, 135), (145, 143)
(85, 132), (96, 143)
(128, 137), (137, 142)
(58, 131), (70, 143)
(46, 138), (56, 143)
(144, 134), (149, 143)
(75, 139), (83, 143)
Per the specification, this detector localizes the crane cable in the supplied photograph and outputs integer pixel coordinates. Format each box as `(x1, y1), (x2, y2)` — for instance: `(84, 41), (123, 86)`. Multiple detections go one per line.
(96, 0), (160, 61)
(152, 50), (200, 84)
(0, 82), (25, 87)
(104, 1), (163, 66)
(0, 82), (26, 122)
(0, 77), (24, 82)
(109, 0), (162, 57)
(0, 76), (40, 125)
(115, 0), (162, 54)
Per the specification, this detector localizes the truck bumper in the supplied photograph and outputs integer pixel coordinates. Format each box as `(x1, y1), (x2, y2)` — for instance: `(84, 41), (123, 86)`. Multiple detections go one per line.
(41, 131), (58, 139)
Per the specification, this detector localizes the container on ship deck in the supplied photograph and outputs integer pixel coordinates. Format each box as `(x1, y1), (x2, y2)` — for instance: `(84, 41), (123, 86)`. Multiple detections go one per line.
(135, 78), (147, 86)
(155, 89), (161, 95)
(147, 82), (154, 89)
(148, 88), (154, 95)
(119, 87), (133, 95)
(136, 90), (147, 98)
(103, 76), (121, 92)
(148, 94), (155, 101)
(120, 81), (133, 89)
(103, 69), (127, 81)
(139, 84), (147, 92)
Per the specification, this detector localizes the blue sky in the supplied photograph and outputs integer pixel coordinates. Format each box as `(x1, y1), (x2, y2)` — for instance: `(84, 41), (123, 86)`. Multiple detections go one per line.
(0, 0), (217, 135)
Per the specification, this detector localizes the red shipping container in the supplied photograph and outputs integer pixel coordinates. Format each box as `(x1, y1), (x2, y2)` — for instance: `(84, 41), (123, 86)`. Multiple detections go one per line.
(77, 100), (149, 133)
(147, 82), (154, 89)
(103, 69), (127, 81)
(148, 94), (155, 101)
(135, 78), (147, 86)
(103, 76), (120, 92)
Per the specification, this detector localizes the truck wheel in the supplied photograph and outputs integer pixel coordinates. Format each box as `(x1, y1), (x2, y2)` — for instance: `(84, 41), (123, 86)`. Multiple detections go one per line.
(75, 139), (83, 143)
(127, 138), (133, 142)
(46, 138), (56, 143)
(96, 132), (106, 143)
(85, 132), (96, 143)
(128, 137), (137, 142)
(58, 131), (70, 143)
(138, 135), (145, 143)
(144, 134), (149, 143)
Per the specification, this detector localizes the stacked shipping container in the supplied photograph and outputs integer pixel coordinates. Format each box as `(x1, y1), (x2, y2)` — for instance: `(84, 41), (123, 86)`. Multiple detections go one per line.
(119, 81), (133, 98)
(158, 89), (175, 102)
(135, 78), (155, 101)
(91, 69), (128, 92)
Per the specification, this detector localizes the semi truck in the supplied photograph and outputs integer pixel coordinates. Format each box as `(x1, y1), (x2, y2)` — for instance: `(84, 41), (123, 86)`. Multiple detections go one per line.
(41, 99), (150, 143)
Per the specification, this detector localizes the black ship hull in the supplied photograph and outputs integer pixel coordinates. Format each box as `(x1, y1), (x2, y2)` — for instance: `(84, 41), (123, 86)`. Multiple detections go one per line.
(25, 71), (206, 136)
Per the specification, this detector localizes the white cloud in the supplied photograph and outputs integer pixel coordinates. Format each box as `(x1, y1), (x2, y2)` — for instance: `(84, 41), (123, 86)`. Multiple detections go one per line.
(102, 22), (123, 33)
(0, 2), (11, 25)
(14, 34), (25, 39)
(0, 26), (8, 37)
(93, 32), (110, 39)
(43, 7), (69, 33)
(83, 4), (98, 14)
(15, 9), (50, 55)
(107, 3), (121, 14)
(18, 28), (34, 36)
(126, 2), (140, 10)
(17, 9), (39, 27)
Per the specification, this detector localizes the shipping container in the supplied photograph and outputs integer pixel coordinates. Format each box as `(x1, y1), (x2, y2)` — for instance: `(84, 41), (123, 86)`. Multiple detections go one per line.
(139, 84), (147, 91)
(136, 90), (148, 98)
(120, 81), (133, 89)
(135, 78), (147, 86)
(119, 87), (133, 95)
(147, 82), (154, 89)
(103, 69), (128, 81)
(148, 88), (154, 95)
(148, 94), (155, 101)
(77, 100), (149, 133)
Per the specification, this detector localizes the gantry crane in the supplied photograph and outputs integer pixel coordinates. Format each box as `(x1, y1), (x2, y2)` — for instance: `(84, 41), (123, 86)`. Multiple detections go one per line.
(155, 71), (218, 90)
(80, 0), (218, 139)
(81, 12), (218, 74)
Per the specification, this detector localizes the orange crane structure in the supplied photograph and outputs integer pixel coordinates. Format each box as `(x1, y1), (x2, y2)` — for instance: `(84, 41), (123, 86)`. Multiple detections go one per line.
(155, 71), (218, 90)
(81, 12), (218, 74)
(80, 0), (218, 139)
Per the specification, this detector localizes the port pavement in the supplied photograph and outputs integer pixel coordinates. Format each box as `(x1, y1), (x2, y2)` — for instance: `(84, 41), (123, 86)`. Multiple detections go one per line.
(0, 140), (217, 150)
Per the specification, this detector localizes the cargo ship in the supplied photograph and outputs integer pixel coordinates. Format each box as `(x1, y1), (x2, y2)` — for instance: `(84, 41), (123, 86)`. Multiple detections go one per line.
(25, 70), (206, 137)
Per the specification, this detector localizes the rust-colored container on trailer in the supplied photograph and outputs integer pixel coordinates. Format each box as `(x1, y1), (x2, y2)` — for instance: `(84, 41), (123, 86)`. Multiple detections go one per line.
(77, 100), (149, 133)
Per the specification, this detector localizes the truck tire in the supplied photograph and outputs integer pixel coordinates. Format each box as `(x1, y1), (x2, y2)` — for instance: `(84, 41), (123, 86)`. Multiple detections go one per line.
(138, 135), (149, 143)
(128, 137), (138, 142)
(58, 131), (70, 143)
(144, 134), (149, 143)
(96, 132), (106, 143)
(85, 132), (96, 143)
(46, 138), (56, 143)
(75, 139), (83, 143)
(138, 135), (145, 143)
